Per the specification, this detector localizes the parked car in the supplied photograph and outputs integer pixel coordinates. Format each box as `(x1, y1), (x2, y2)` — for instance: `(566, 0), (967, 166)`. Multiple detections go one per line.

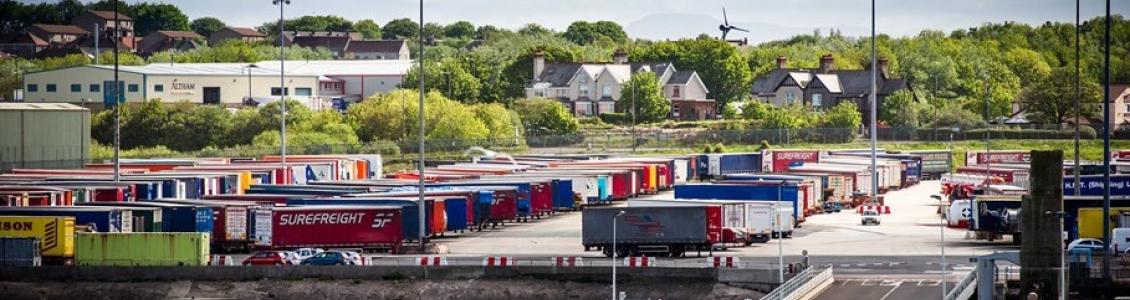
(861, 209), (881, 226)
(243, 251), (289, 266)
(1068, 238), (1106, 252)
(1112, 228), (1130, 253)
(823, 202), (842, 213)
(329, 250), (364, 265)
(279, 251), (302, 265)
(295, 247), (324, 260)
(300, 251), (352, 266)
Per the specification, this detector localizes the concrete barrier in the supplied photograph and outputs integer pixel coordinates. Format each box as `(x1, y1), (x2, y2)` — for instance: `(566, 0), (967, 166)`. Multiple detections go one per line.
(209, 255), (234, 266)
(624, 257), (655, 267)
(707, 257), (739, 268)
(482, 257), (515, 267)
(418, 256), (447, 266)
(552, 257), (581, 267)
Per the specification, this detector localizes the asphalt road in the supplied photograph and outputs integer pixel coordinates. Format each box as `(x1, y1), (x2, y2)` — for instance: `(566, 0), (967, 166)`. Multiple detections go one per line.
(816, 278), (952, 300)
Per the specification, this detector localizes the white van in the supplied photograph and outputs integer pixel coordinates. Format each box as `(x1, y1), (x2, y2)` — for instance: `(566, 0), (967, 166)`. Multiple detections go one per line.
(1112, 228), (1130, 253)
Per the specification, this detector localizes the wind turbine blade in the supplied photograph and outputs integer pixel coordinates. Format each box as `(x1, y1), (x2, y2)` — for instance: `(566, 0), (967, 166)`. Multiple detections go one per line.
(723, 7), (729, 26)
(732, 26), (750, 32)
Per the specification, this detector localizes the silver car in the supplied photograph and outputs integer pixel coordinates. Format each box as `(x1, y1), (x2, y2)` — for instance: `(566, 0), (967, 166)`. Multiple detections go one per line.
(294, 248), (324, 260)
(280, 251), (302, 265)
(329, 249), (365, 265)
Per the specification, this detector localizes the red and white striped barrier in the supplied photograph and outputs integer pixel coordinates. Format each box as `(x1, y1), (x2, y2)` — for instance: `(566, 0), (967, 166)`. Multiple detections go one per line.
(552, 257), (582, 267)
(623, 256), (655, 267)
(210, 255), (234, 266)
(417, 256), (447, 266)
(482, 256), (516, 266)
(857, 205), (891, 214)
(706, 256), (740, 268)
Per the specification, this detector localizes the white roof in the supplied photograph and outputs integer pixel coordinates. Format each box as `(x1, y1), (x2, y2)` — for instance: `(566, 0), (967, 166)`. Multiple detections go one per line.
(87, 63), (315, 76)
(788, 72), (813, 87)
(254, 60), (413, 76)
(814, 74), (842, 93)
(0, 102), (87, 111)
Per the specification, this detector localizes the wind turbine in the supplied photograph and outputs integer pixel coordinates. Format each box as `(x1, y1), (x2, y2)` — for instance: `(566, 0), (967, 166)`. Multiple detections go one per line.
(718, 7), (748, 40)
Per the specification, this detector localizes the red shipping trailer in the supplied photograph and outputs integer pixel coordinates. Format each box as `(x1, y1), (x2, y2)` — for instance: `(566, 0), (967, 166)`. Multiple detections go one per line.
(252, 206), (403, 252)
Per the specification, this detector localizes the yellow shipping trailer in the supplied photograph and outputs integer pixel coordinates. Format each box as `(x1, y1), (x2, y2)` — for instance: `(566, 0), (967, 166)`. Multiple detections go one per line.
(0, 216), (75, 261)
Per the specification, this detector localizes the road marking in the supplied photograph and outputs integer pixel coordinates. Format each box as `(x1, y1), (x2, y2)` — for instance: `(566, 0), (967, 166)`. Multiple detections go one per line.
(878, 281), (903, 300)
(860, 279), (875, 286)
(879, 280), (901, 286)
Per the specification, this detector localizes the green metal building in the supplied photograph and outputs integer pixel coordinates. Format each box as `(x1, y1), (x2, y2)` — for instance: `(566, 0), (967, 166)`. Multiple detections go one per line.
(0, 103), (90, 172)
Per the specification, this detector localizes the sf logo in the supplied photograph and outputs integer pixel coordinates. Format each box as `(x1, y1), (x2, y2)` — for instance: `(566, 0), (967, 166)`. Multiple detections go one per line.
(371, 213), (394, 228)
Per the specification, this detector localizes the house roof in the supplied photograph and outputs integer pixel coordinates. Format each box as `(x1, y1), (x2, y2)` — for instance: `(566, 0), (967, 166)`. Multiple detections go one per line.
(533, 61), (678, 88)
(345, 40), (405, 53)
(668, 70), (696, 85)
(153, 31), (203, 39)
(285, 31), (362, 40)
(535, 63), (583, 87)
(81, 63), (317, 77)
(147, 39), (200, 53)
(752, 67), (901, 98)
(252, 60), (414, 76)
(225, 27), (265, 37)
(0, 102), (87, 111)
(0, 32), (48, 46)
(1111, 84), (1130, 103)
(813, 74), (842, 93)
(291, 36), (351, 52)
(751, 69), (790, 94)
(787, 72), (813, 88)
(29, 24), (88, 35)
(879, 78), (909, 95)
(86, 10), (132, 21)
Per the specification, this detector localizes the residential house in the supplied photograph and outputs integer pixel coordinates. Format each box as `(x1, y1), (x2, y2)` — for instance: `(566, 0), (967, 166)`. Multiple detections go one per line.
(71, 10), (135, 52)
(525, 49), (716, 120)
(138, 31), (203, 55)
(0, 33), (48, 57)
(750, 54), (912, 127)
(208, 27), (267, 45)
(25, 24), (88, 45)
(345, 40), (409, 60)
(1109, 84), (1130, 132)
(283, 31), (362, 43)
(289, 35), (352, 58)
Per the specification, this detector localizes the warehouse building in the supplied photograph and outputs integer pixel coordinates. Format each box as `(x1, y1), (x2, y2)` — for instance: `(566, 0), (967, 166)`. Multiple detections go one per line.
(21, 60), (413, 109)
(0, 103), (90, 172)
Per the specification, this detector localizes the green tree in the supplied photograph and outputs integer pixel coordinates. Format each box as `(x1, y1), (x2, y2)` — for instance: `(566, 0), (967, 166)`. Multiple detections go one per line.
(401, 57), (482, 102)
(0, 58), (35, 101)
(821, 101), (863, 129)
(475, 25), (506, 40)
(259, 15), (353, 36)
(120, 99), (171, 149)
(1019, 66), (1102, 124)
(472, 103), (522, 140)
(346, 89), (491, 142)
(516, 23), (552, 36)
(444, 21), (476, 40)
(131, 3), (190, 36)
(1003, 48), (1052, 87)
(563, 21), (627, 45)
(880, 90), (922, 127)
(929, 102), (986, 129)
(190, 17), (226, 39)
(382, 18), (419, 39)
(618, 71), (669, 124)
(352, 19), (381, 39)
(631, 38), (752, 108)
(163, 104), (233, 151)
(512, 98), (580, 136)
(423, 22), (445, 39)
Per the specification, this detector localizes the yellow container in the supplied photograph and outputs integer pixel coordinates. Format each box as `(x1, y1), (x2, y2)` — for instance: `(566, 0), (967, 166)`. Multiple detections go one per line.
(1076, 207), (1130, 239)
(0, 216), (75, 258)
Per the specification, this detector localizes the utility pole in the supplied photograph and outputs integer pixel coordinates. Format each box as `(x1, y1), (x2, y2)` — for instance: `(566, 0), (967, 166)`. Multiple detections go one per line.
(1074, 0), (1082, 197)
(273, 0), (290, 166)
(868, 0), (877, 200)
(631, 76), (637, 152)
(112, 0), (120, 183)
(1101, 0), (1112, 289)
(417, 0), (427, 252)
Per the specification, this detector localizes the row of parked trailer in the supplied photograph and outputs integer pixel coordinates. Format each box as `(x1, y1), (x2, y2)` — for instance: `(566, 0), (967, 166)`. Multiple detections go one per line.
(941, 150), (1130, 244)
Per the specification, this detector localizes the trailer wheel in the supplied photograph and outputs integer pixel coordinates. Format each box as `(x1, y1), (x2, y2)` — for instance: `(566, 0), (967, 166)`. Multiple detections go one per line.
(602, 246), (614, 257)
(669, 246), (685, 257)
(615, 246), (631, 258)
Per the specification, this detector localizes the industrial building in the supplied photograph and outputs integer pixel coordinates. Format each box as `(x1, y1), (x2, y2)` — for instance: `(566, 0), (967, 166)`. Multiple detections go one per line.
(0, 103), (90, 172)
(21, 60), (413, 109)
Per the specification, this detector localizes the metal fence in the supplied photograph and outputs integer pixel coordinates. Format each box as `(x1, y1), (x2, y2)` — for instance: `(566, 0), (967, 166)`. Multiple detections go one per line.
(760, 264), (834, 300)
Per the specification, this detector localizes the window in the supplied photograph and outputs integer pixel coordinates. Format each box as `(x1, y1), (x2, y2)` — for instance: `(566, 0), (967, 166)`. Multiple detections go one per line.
(27, 84), (37, 92)
(271, 87), (289, 96)
(127, 84), (138, 93)
(672, 104), (681, 117)
(812, 94), (823, 107)
(673, 86), (681, 98)
(785, 91), (796, 104)
(154, 84), (164, 92)
(70, 84), (81, 92)
(579, 84), (589, 98)
(89, 84), (100, 92)
(534, 89), (545, 97)
(295, 88), (312, 96)
(46, 84), (56, 92)
(601, 84), (611, 98)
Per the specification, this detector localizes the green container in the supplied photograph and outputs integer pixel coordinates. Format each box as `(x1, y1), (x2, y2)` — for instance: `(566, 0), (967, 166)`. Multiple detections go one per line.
(75, 232), (210, 266)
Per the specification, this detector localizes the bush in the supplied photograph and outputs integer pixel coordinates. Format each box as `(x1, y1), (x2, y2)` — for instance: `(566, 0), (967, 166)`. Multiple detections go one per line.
(713, 143), (727, 153)
(758, 140), (772, 151)
(598, 112), (630, 125)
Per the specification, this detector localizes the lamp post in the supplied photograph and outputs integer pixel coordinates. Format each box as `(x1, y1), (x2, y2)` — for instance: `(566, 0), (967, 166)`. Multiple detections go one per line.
(868, 0), (878, 202)
(417, 0), (427, 252)
(272, 0), (290, 166)
(245, 64), (258, 103)
(112, 0), (120, 182)
(612, 210), (625, 300)
(777, 184), (784, 294)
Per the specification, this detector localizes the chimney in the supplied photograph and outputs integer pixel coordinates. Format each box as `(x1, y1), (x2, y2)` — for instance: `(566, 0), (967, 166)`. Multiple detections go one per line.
(532, 49), (546, 79)
(613, 49), (628, 64)
(877, 57), (890, 78)
(776, 56), (788, 69)
(819, 54), (835, 73)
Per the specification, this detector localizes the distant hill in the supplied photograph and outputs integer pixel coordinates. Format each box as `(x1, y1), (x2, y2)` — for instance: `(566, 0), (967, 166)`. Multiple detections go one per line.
(625, 13), (868, 44)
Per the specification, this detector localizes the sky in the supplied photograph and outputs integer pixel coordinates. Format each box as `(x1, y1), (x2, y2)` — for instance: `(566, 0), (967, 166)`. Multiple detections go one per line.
(30, 0), (1130, 43)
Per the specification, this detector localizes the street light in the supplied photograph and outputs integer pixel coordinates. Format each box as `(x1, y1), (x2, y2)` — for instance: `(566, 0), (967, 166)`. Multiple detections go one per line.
(612, 210), (625, 300)
(244, 64), (258, 104)
(272, 0), (290, 166)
